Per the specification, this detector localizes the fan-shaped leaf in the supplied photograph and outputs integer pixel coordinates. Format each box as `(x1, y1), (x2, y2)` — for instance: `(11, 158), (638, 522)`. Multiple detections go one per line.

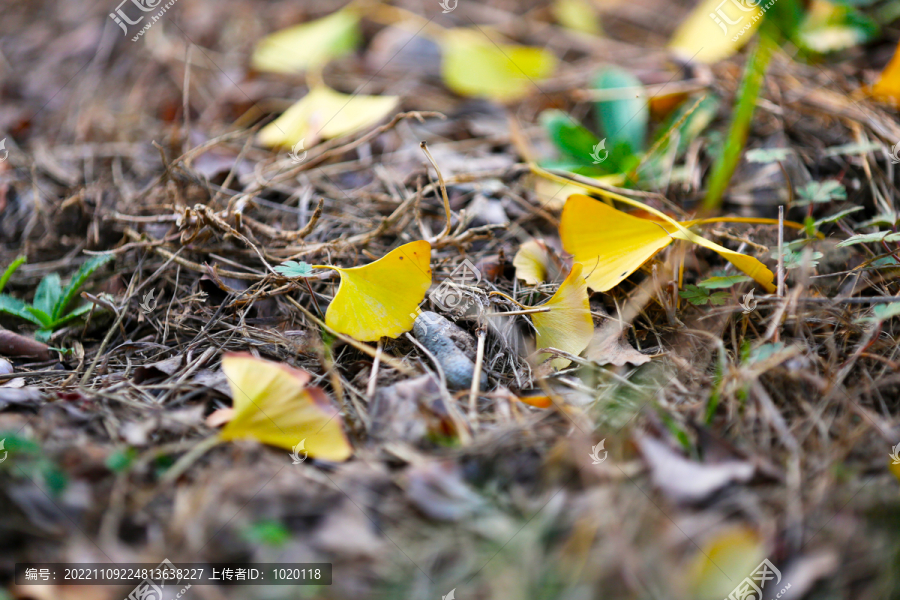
(513, 239), (563, 285)
(530, 264), (594, 369)
(440, 28), (557, 102)
(219, 353), (352, 462)
(560, 194), (776, 292)
(324, 241), (432, 342)
(251, 9), (361, 74)
(669, 0), (764, 63)
(258, 85), (398, 148)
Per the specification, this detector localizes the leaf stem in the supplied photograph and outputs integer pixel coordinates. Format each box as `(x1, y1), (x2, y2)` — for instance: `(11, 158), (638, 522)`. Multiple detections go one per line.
(488, 291), (531, 310)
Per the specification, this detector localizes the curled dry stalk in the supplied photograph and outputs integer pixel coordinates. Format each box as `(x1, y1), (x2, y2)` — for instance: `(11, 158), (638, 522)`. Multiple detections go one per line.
(419, 141), (453, 243)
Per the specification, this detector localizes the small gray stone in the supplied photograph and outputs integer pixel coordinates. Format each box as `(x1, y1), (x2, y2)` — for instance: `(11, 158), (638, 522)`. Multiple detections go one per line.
(413, 312), (488, 390)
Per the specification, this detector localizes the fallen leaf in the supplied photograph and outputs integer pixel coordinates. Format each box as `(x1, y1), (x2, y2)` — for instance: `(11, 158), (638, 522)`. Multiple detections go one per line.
(513, 239), (563, 285)
(685, 526), (766, 600)
(440, 28), (557, 102)
(552, 0), (601, 34)
(636, 434), (755, 503)
(251, 9), (361, 74)
(323, 241), (432, 342)
(585, 320), (650, 367)
(514, 391), (553, 409)
(405, 461), (486, 521)
(530, 263), (594, 369)
(0, 386), (45, 409)
(370, 374), (448, 443)
(218, 353), (352, 462)
(559, 194), (776, 292)
(871, 40), (900, 106)
(258, 84), (398, 148)
(205, 407), (235, 428)
(669, 0), (763, 64)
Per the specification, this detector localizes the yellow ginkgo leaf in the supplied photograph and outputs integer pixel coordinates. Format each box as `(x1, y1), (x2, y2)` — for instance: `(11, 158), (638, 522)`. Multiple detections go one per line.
(669, 0), (763, 64)
(251, 9), (361, 74)
(552, 0), (602, 35)
(531, 263), (594, 369)
(890, 455), (900, 484)
(440, 28), (557, 102)
(323, 241), (432, 342)
(560, 194), (776, 292)
(513, 239), (563, 285)
(258, 85), (398, 148)
(870, 40), (900, 107)
(219, 353), (352, 462)
(685, 526), (765, 600)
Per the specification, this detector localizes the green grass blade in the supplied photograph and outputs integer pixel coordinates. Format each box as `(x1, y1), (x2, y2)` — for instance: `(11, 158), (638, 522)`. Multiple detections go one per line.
(0, 256), (26, 294)
(0, 294), (46, 327)
(702, 34), (775, 211)
(53, 254), (114, 321)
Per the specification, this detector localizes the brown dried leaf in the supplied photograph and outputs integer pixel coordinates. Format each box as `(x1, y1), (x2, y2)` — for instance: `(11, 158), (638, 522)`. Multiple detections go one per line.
(585, 320), (651, 367)
(636, 434), (754, 503)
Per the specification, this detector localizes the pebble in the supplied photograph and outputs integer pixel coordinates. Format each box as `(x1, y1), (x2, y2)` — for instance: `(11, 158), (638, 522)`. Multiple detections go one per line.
(413, 312), (488, 390)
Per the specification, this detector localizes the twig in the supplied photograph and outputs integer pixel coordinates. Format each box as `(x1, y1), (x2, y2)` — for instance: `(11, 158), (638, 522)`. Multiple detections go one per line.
(469, 329), (486, 422)
(420, 141), (453, 242)
(777, 205), (785, 298)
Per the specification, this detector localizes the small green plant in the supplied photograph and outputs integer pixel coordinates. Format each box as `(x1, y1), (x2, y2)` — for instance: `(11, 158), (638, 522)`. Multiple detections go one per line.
(679, 285), (729, 306)
(0, 254), (114, 342)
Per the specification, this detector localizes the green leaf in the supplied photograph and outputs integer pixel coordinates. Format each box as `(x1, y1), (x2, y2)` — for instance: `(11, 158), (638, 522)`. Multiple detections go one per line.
(540, 109), (608, 168)
(25, 307), (53, 328)
(762, 0), (805, 41)
(813, 206), (864, 228)
(0, 294), (45, 327)
(242, 520), (291, 547)
(105, 447), (138, 473)
(34, 329), (53, 343)
(679, 285), (729, 306)
(0, 256), (26, 294)
(795, 180), (847, 206)
(53, 254), (114, 321)
(697, 275), (752, 289)
(51, 302), (98, 328)
(33, 273), (62, 317)
(592, 67), (647, 166)
(746, 147), (794, 164)
(822, 141), (881, 157)
(770, 246), (824, 269)
(274, 261), (314, 278)
(746, 342), (786, 364)
(856, 302), (900, 324)
(836, 231), (900, 248)
(798, 3), (879, 53)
